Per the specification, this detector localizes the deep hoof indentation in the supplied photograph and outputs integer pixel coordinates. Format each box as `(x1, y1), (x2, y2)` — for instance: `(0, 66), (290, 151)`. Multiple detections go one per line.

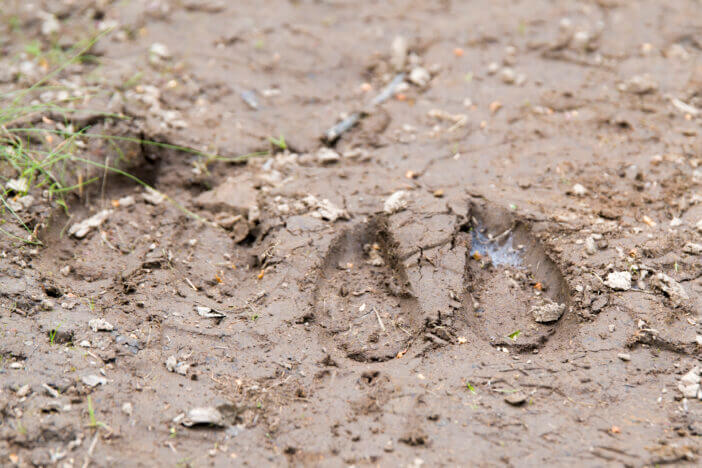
(464, 200), (571, 350)
(313, 216), (420, 362)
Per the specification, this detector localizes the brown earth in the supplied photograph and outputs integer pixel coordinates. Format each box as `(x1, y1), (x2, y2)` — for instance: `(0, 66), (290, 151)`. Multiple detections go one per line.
(1, 0), (702, 466)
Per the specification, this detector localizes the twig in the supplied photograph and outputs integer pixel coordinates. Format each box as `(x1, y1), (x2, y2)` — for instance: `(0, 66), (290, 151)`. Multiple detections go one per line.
(374, 307), (386, 332)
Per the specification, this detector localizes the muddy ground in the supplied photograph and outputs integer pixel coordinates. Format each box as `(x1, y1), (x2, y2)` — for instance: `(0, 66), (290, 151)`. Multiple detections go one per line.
(1, 0), (702, 466)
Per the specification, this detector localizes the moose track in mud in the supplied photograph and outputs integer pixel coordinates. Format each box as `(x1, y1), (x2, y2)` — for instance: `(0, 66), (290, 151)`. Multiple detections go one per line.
(463, 199), (574, 351)
(312, 216), (421, 362)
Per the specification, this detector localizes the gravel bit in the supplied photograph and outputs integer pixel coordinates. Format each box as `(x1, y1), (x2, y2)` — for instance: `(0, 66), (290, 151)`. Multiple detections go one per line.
(384, 190), (409, 214)
(89, 318), (114, 332)
(68, 210), (113, 239)
(604, 271), (632, 291)
(182, 407), (226, 427)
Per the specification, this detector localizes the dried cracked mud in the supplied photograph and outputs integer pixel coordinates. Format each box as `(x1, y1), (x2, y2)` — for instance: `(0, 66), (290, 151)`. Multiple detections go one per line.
(1, 0), (702, 466)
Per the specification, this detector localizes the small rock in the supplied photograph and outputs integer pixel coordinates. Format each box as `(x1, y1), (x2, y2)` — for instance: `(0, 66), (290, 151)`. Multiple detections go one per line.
(316, 148), (340, 164)
(165, 355), (190, 375)
(504, 392), (527, 406)
(81, 375), (107, 387)
(384, 190), (409, 214)
(303, 195), (349, 222)
(678, 367), (701, 399)
(122, 402), (133, 416)
(42, 383), (59, 398)
(618, 353), (631, 361)
(15, 384), (31, 397)
(6, 177), (29, 193)
(89, 318), (114, 332)
(117, 195), (136, 207)
(142, 187), (166, 205)
(196, 305), (226, 318)
(9, 362), (23, 369)
(652, 272), (689, 306)
(487, 62), (500, 75)
(531, 302), (565, 323)
(7, 194), (35, 212)
(39, 12), (60, 36)
(696, 219), (702, 233)
(41, 298), (55, 310)
(68, 210), (113, 238)
(60, 265), (71, 276)
(500, 67), (516, 84)
(408, 67), (431, 87)
(165, 355), (178, 372)
(670, 217), (683, 227)
(182, 407), (225, 427)
(584, 236), (597, 255)
(683, 243), (702, 255)
(619, 74), (658, 94)
(149, 42), (171, 61)
(571, 183), (587, 196)
(604, 271), (631, 291)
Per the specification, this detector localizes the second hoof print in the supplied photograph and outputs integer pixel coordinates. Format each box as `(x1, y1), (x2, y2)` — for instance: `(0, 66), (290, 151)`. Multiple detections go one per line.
(464, 200), (572, 351)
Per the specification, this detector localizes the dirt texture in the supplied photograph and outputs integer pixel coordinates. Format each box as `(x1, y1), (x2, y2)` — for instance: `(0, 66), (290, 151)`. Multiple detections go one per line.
(1, 0), (702, 466)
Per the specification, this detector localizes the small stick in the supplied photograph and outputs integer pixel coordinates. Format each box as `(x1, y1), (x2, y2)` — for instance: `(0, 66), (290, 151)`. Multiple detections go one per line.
(374, 308), (386, 331)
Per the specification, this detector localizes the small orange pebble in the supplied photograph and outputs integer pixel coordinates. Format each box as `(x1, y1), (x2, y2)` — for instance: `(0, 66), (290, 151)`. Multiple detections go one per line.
(534, 282), (543, 291)
(39, 57), (49, 71)
(214, 274), (223, 284)
(489, 100), (502, 114)
(642, 215), (656, 227)
(45, 134), (53, 144)
(480, 120), (487, 129)
(111, 199), (120, 208)
(360, 82), (372, 92)
(346, 262), (354, 269)
(610, 426), (621, 434)
(371, 243), (380, 251)
(405, 170), (417, 179)
(396, 93), (407, 101)
(453, 47), (464, 57)
(433, 189), (444, 198)
(230, 264), (237, 270)
(257, 269), (265, 280)
(396, 348), (407, 359)
(472, 252), (482, 261)
(628, 248), (637, 258)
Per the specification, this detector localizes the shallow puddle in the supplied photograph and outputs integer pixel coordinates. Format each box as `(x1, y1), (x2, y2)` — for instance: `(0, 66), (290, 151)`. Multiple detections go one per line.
(470, 227), (522, 268)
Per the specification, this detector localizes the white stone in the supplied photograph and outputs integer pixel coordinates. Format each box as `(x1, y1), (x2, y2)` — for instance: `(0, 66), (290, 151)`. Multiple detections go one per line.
(408, 67), (431, 87)
(531, 302), (565, 323)
(68, 210), (112, 238)
(384, 191), (408, 214)
(89, 318), (114, 332)
(572, 183), (587, 196)
(604, 271), (632, 291)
